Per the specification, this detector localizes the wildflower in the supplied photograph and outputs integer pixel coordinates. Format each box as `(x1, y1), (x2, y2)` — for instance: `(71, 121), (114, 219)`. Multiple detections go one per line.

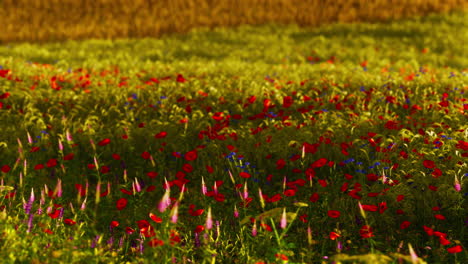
(329, 231), (340, 240)
(400, 221), (411, 229)
(359, 225), (374, 238)
(454, 176), (461, 192)
(328, 210), (340, 218)
(252, 221), (258, 237)
(309, 192), (320, 202)
(98, 138), (110, 146)
(423, 160), (435, 169)
(206, 207), (213, 230)
(170, 203), (179, 224)
(280, 208), (287, 229)
(116, 198), (128, 210)
(155, 131), (167, 138)
(64, 218), (76, 225)
(447, 245), (463, 254)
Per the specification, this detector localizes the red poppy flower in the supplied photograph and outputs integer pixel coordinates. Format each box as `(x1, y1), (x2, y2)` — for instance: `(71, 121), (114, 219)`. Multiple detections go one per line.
(176, 74), (186, 83)
(328, 210), (340, 218)
(185, 150), (198, 161)
(141, 151), (151, 159)
(155, 131), (167, 138)
(282, 96), (293, 108)
(299, 214), (308, 223)
(194, 225), (205, 233)
(311, 158), (328, 168)
(206, 165), (214, 174)
(148, 238), (164, 247)
(366, 173), (379, 181)
(34, 164), (44, 170)
(122, 134), (128, 139)
(455, 140), (468, 151)
(284, 189), (296, 197)
(110, 220), (119, 228)
(318, 179), (327, 187)
(1, 165), (10, 173)
(431, 168), (442, 178)
(397, 195), (405, 202)
(400, 221), (411, 229)
(112, 153), (121, 160)
(87, 164), (96, 170)
(146, 185), (156, 192)
(329, 231), (340, 240)
(98, 138), (111, 146)
(120, 188), (133, 195)
(447, 245), (463, 254)
(423, 225), (434, 236)
(361, 204), (378, 212)
(116, 198), (128, 210)
(239, 172), (251, 178)
(149, 213), (162, 223)
(46, 158), (57, 168)
(378, 201), (387, 214)
(43, 228), (54, 234)
(100, 165), (110, 174)
(4, 191), (15, 199)
(64, 218), (76, 225)
(439, 236), (451, 245)
(423, 160), (435, 169)
(63, 153), (74, 160)
(260, 222), (273, 232)
(182, 163), (193, 173)
(434, 214), (446, 220)
(309, 193), (320, 202)
(30, 146), (40, 152)
(189, 204), (204, 216)
(359, 225), (374, 238)
(48, 209), (60, 219)
(214, 193), (225, 202)
(125, 227), (135, 234)
(147, 171), (158, 178)
(276, 159), (286, 170)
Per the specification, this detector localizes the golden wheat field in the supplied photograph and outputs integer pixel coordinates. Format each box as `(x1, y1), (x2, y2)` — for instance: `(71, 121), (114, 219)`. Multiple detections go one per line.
(0, 0), (467, 43)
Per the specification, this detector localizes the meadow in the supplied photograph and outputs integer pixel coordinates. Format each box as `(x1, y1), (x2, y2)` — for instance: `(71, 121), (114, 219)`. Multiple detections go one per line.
(0, 11), (467, 263)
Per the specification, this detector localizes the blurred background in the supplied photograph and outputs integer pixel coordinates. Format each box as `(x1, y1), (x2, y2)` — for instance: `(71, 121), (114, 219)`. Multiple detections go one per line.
(0, 0), (467, 43)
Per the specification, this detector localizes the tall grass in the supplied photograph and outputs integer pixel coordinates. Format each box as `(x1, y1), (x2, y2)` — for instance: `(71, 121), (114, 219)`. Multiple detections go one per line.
(0, 0), (467, 43)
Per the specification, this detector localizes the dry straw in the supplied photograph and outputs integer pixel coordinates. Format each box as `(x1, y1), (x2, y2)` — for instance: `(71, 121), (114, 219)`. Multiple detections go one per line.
(0, 0), (466, 43)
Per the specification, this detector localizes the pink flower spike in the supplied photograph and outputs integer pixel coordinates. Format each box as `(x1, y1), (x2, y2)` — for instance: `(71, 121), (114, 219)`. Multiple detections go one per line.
(170, 203), (179, 224)
(454, 176), (461, 192)
(58, 139), (63, 151)
(252, 221), (257, 237)
(258, 188), (265, 208)
(228, 170), (235, 184)
(27, 132), (32, 144)
(56, 179), (62, 198)
(134, 178), (141, 193)
(93, 156), (99, 170)
(408, 243), (419, 264)
(280, 208), (287, 229)
(201, 177), (207, 195)
(234, 205), (239, 218)
(158, 187), (171, 213)
(66, 130), (73, 142)
(243, 182), (248, 199)
(29, 188), (35, 203)
(206, 207), (213, 230)
(80, 197), (87, 210)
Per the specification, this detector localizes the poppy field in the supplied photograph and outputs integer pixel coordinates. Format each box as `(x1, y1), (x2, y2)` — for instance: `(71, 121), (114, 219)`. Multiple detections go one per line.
(0, 12), (466, 264)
